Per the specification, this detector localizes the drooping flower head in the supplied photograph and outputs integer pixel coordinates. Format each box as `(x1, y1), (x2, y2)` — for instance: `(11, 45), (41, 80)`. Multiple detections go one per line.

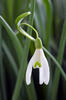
(26, 37), (50, 85)
(15, 12), (50, 85)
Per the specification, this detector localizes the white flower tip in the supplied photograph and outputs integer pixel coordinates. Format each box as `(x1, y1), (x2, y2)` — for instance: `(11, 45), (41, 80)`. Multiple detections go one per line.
(26, 72), (31, 85)
(39, 78), (50, 85)
(39, 80), (44, 85)
(44, 80), (49, 85)
(28, 11), (31, 15)
(44, 73), (50, 85)
(39, 75), (50, 85)
(26, 79), (31, 85)
(26, 58), (33, 85)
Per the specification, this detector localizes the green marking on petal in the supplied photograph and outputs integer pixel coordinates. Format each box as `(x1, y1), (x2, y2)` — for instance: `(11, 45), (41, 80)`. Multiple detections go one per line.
(34, 61), (41, 68)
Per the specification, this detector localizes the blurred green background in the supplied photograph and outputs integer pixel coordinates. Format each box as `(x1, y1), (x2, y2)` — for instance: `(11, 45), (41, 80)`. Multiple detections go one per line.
(0, 0), (66, 100)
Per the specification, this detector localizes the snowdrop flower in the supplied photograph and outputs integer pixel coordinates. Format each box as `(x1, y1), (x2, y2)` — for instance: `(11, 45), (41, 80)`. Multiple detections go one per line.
(26, 37), (50, 85)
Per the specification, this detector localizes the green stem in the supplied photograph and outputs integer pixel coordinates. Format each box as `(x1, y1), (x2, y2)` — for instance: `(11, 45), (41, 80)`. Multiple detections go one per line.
(15, 12), (35, 41)
(12, 0), (36, 100)
(51, 20), (66, 100)
(42, 46), (66, 80)
(18, 25), (35, 41)
(20, 22), (38, 38)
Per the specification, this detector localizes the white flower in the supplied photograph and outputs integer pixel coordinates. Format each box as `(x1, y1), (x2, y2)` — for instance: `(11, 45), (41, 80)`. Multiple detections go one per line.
(26, 48), (50, 85)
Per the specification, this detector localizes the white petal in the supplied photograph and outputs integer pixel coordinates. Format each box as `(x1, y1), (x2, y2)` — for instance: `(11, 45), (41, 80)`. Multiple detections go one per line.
(42, 61), (50, 85)
(26, 58), (33, 85)
(26, 49), (40, 85)
(40, 49), (50, 85)
(39, 67), (44, 84)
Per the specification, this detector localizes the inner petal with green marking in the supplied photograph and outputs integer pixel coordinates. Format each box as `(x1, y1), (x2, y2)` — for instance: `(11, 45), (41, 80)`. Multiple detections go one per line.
(34, 61), (41, 68)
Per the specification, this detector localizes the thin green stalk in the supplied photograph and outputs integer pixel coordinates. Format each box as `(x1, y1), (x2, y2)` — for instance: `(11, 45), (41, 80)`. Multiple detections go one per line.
(51, 20), (66, 100)
(12, 0), (36, 100)
(15, 12), (35, 42)
(17, 26), (35, 41)
(0, 16), (23, 64)
(20, 23), (38, 38)
(0, 23), (7, 100)
(42, 46), (66, 80)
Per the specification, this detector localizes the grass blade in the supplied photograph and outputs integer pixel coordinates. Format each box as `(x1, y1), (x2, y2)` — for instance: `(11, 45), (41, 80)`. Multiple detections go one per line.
(6, 0), (13, 26)
(35, 0), (46, 42)
(0, 16), (23, 65)
(51, 19), (66, 100)
(43, 0), (53, 49)
(0, 22), (7, 100)
(2, 41), (18, 76)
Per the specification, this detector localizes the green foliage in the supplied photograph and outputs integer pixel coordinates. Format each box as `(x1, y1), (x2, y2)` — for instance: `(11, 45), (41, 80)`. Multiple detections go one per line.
(0, 0), (66, 100)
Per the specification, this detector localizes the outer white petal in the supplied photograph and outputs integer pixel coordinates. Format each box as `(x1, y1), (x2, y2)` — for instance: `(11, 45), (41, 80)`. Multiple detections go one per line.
(40, 49), (50, 85)
(39, 67), (44, 84)
(26, 49), (40, 85)
(26, 58), (33, 85)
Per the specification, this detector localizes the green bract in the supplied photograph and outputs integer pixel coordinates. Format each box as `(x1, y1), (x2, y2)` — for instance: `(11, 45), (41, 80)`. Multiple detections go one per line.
(35, 37), (42, 49)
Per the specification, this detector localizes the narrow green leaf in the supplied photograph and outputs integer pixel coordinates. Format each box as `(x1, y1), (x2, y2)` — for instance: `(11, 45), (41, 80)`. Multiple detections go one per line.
(51, 20), (66, 100)
(0, 22), (7, 100)
(13, 0), (25, 18)
(2, 41), (18, 76)
(6, 0), (13, 26)
(43, 0), (53, 49)
(35, 0), (46, 42)
(43, 46), (66, 80)
(0, 16), (23, 65)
